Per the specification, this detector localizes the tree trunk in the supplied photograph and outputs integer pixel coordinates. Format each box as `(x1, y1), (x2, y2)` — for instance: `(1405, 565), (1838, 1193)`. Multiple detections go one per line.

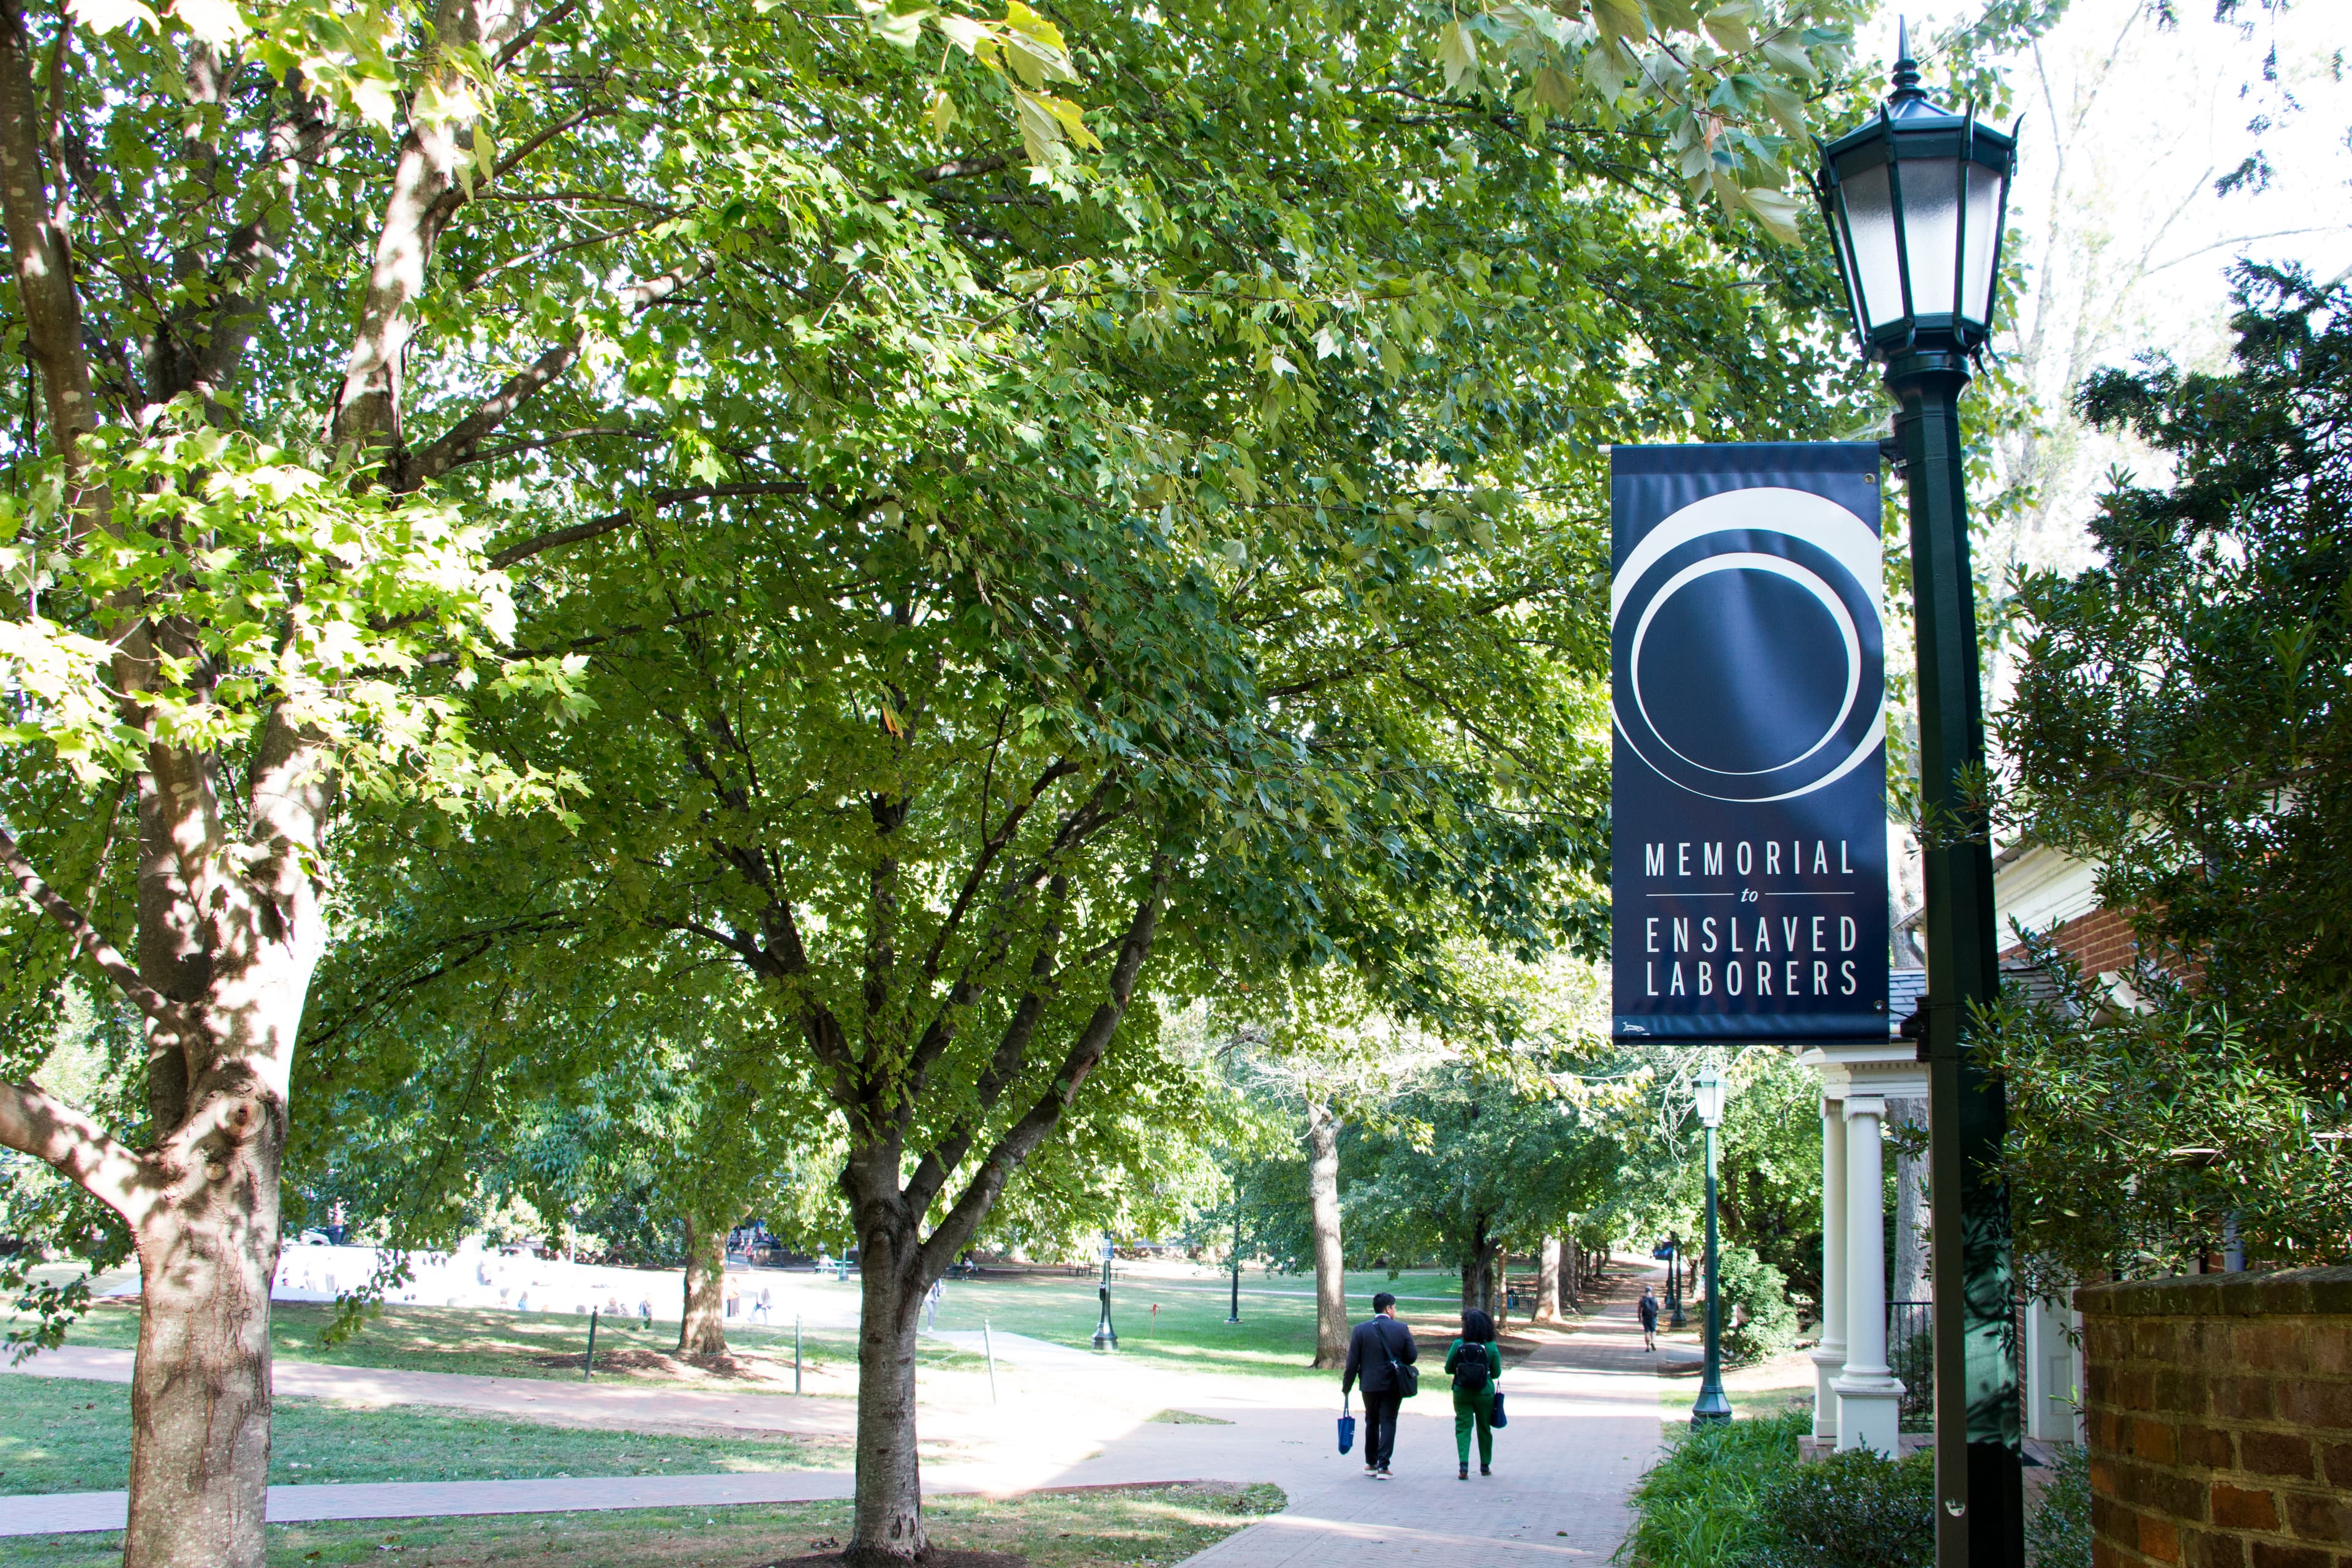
(1305, 1096), (1347, 1368)
(120, 1086), (288, 1568)
(1460, 1217), (1499, 1321)
(677, 1213), (729, 1357)
(0, 717), (334, 1568)
(1891, 1096), (1931, 1303)
(847, 1212), (927, 1566)
(1564, 1238), (1580, 1312)
(1536, 1236), (1561, 1322)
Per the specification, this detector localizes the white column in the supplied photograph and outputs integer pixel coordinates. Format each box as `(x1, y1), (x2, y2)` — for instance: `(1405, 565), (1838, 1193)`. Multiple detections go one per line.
(1833, 1093), (1903, 1453)
(1810, 1095), (1848, 1441)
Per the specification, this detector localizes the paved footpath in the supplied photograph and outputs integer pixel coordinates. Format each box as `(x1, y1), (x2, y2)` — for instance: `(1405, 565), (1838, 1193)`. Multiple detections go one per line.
(1071, 1274), (1668, 1566)
(2, 1270), (1667, 1558)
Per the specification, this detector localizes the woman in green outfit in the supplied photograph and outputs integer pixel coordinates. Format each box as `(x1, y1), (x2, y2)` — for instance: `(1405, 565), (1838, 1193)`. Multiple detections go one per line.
(1445, 1307), (1502, 1479)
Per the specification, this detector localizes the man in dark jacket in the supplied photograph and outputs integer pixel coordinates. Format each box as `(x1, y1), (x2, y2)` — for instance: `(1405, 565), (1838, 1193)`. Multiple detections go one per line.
(1340, 1292), (1419, 1476)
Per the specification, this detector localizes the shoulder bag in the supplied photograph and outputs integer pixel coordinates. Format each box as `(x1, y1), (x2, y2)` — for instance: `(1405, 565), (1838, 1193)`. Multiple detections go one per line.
(1383, 1322), (1419, 1398)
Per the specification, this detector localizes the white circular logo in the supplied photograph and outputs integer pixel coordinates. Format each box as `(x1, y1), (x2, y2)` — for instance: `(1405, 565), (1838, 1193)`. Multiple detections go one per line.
(1611, 487), (1885, 804)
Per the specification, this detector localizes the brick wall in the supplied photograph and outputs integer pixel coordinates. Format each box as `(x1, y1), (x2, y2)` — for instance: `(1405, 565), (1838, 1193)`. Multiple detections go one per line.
(2002, 903), (2141, 975)
(2079, 1268), (2352, 1568)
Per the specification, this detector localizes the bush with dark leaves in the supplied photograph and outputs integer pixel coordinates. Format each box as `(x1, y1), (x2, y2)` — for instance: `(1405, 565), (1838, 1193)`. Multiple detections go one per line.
(1736, 1446), (1934, 1568)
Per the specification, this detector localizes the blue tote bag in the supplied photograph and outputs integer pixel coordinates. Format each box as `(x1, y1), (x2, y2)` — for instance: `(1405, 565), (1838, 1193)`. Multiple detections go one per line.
(1338, 1391), (1357, 1455)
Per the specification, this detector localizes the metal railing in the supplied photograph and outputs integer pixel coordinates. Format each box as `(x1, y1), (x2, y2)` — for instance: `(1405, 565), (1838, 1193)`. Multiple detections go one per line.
(1883, 1298), (2030, 1436)
(1887, 1301), (1934, 1432)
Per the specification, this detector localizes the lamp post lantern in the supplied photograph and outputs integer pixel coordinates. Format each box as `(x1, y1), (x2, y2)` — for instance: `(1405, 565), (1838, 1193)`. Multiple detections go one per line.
(1093, 1232), (1118, 1349)
(1812, 23), (2022, 1566)
(1691, 1063), (1733, 1425)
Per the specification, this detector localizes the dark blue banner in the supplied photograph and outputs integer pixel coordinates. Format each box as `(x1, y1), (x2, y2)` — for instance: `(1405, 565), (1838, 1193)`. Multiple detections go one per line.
(1611, 443), (1890, 1043)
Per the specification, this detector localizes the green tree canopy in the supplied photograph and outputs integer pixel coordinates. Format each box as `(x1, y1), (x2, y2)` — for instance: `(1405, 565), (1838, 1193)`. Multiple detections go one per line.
(1994, 263), (2352, 1278)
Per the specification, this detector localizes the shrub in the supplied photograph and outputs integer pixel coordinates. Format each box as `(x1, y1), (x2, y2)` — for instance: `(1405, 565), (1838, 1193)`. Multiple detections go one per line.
(2026, 1444), (2092, 1568)
(1619, 1408), (1808, 1568)
(1715, 1243), (1800, 1366)
(1736, 1446), (1934, 1568)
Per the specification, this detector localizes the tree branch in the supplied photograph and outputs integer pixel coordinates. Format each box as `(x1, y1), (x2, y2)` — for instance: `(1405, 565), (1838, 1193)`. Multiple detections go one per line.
(918, 860), (1166, 1274)
(0, 0), (95, 481)
(910, 150), (1012, 184)
(0, 1077), (151, 1223)
(916, 758), (1076, 987)
(400, 262), (708, 490)
(0, 820), (174, 1020)
(326, 0), (519, 452)
(486, 481), (810, 570)
(903, 876), (1068, 1213)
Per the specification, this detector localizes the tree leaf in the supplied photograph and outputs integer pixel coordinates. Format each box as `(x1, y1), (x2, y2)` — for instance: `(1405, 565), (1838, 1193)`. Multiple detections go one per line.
(1438, 19), (1479, 92)
(1591, 0), (1646, 50)
(1703, 4), (1753, 53)
(869, 4), (935, 50)
(1740, 186), (1802, 245)
(1532, 65), (1580, 113)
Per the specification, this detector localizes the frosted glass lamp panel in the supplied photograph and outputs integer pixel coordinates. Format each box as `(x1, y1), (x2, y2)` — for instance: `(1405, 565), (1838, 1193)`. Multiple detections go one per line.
(1894, 157), (1962, 319)
(1838, 165), (1907, 330)
(1958, 162), (2003, 326)
(1825, 215), (1867, 336)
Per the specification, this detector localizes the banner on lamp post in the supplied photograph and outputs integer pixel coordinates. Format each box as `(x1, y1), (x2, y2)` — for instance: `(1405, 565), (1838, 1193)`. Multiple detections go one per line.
(1610, 443), (1891, 1043)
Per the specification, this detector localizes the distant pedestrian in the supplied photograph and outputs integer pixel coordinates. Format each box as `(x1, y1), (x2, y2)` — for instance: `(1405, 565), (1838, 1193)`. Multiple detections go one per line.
(1340, 1292), (1419, 1479)
(1638, 1285), (1660, 1352)
(725, 1284), (741, 1319)
(1446, 1308), (1502, 1480)
(638, 1297), (653, 1324)
(753, 1287), (772, 1324)
(924, 1278), (943, 1332)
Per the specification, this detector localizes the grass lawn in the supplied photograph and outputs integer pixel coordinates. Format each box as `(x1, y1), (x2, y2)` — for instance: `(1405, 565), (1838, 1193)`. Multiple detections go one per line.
(15, 1265), (1479, 1391)
(23, 1299), (971, 1389)
(930, 1267), (1469, 1381)
(0, 1377), (823, 1495)
(0, 1483), (1286, 1567)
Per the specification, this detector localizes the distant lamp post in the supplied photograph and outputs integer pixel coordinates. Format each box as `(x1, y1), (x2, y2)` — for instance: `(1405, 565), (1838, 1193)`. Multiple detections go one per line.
(1812, 22), (2023, 1566)
(1227, 1208), (1244, 1324)
(1691, 1063), (1733, 1425)
(1093, 1232), (1118, 1349)
(1667, 1232), (1686, 1330)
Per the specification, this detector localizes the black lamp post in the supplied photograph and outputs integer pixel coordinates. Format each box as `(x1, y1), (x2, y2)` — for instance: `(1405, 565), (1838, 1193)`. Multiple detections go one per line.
(1667, 1232), (1686, 1329)
(1691, 1064), (1732, 1425)
(1812, 24), (2022, 1566)
(1093, 1232), (1118, 1349)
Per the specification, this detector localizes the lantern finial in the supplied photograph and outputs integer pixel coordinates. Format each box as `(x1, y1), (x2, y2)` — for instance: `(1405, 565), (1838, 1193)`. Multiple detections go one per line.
(1890, 18), (1925, 106)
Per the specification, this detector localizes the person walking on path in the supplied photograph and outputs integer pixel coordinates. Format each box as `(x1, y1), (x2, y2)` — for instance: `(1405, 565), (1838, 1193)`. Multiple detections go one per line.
(1638, 1285), (1660, 1352)
(1446, 1306), (1503, 1480)
(1340, 1291), (1419, 1479)
(924, 1278), (944, 1332)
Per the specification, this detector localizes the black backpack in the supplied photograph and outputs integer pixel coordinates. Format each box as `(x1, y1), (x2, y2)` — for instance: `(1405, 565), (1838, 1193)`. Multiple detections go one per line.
(1453, 1341), (1492, 1394)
